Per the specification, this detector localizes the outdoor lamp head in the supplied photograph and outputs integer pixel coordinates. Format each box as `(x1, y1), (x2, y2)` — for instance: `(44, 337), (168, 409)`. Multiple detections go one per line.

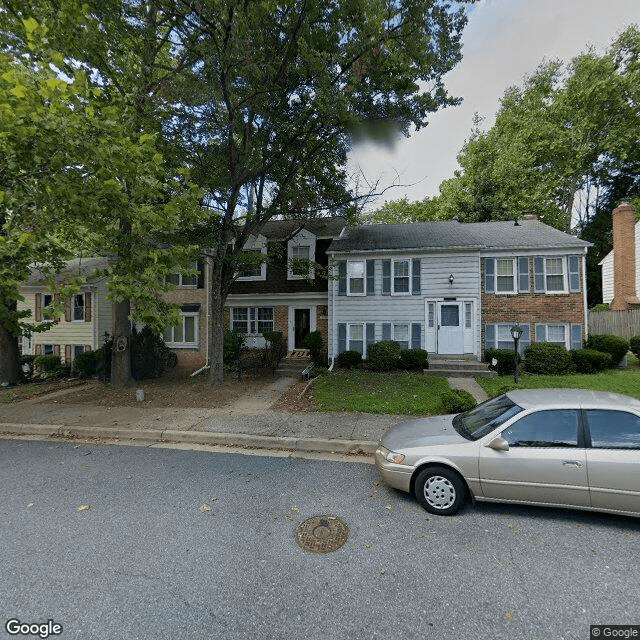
(510, 324), (523, 340)
(448, 274), (455, 284)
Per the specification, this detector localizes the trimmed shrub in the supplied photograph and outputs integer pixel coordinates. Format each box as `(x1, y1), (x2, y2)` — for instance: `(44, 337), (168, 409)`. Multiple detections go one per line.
(336, 350), (362, 369)
(72, 350), (97, 378)
(590, 303), (610, 312)
(570, 348), (613, 374)
(399, 348), (428, 370)
(130, 326), (177, 380)
(484, 348), (520, 376)
(310, 364), (329, 377)
(224, 331), (247, 364)
(630, 334), (640, 359)
(303, 330), (326, 365)
(367, 340), (401, 371)
(524, 342), (575, 375)
(440, 389), (477, 414)
(262, 330), (282, 345)
(33, 354), (65, 379)
(585, 334), (629, 366)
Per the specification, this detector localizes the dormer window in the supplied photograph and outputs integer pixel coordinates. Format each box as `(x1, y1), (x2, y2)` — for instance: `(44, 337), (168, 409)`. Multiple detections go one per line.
(287, 228), (316, 280)
(237, 234), (267, 281)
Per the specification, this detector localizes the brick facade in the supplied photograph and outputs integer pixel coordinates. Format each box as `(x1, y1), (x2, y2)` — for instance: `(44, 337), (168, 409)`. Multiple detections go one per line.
(610, 202), (640, 310)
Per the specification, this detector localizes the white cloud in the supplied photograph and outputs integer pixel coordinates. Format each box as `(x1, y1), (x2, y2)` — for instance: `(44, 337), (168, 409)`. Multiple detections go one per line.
(349, 0), (637, 208)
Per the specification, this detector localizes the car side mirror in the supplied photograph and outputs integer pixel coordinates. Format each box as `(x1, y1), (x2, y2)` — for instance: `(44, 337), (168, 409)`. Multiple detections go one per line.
(487, 436), (509, 452)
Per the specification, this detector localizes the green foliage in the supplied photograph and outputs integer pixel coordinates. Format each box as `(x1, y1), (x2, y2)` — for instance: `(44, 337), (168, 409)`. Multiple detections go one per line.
(367, 341), (402, 371)
(310, 364), (329, 377)
(33, 354), (66, 379)
(370, 197), (450, 224)
(336, 350), (362, 370)
(585, 334), (630, 366)
(95, 334), (113, 382)
(224, 331), (247, 365)
(262, 331), (282, 345)
(72, 350), (98, 378)
(630, 335), (640, 359)
(524, 343), (575, 375)
(399, 348), (428, 370)
(590, 304), (610, 312)
(439, 389), (477, 414)
(303, 331), (325, 365)
(484, 348), (520, 375)
(130, 327), (177, 381)
(570, 349), (613, 374)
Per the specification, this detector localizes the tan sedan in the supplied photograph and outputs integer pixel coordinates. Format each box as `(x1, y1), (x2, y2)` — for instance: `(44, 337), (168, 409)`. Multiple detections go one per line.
(375, 389), (640, 517)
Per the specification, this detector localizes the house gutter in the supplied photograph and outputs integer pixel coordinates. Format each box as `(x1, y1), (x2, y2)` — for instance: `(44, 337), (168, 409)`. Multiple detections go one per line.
(329, 257), (336, 372)
(582, 247), (589, 339)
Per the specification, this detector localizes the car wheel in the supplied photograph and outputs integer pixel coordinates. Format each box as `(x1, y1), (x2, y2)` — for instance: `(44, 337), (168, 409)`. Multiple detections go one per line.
(414, 466), (466, 516)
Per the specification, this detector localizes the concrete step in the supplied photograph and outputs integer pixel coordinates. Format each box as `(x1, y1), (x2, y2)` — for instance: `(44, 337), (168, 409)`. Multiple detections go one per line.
(424, 367), (497, 378)
(425, 357), (496, 378)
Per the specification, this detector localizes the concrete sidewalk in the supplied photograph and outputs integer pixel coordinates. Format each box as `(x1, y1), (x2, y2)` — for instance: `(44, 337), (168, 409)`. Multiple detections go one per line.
(0, 376), (489, 455)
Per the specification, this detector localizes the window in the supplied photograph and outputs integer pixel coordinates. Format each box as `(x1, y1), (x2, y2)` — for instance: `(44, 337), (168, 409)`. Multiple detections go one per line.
(496, 259), (515, 292)
(502, 410), (579, 447)
(534, 256), (567, 293)
(546, 324), (566, 345)
(465, 302), (472, 329)
(231, 307), (274, 335)
(237, 248), (267, 280)
(485, 323), (531, 354)
(41, 293), (54, 322)
(348, 324), (364, 354)
(347, 261), (365, 295)
(496, 324), (514, 350)
(290, 245), (310, 277)
(164, 312), (199, 347)
(72, 345), (85, 360)
(586, 410), (640, 449)
(43, 344), (54, 355)
(392, 260), (410, 294)
(166, 262), (198, 287)
(428, 303), (435, 328)
(393, 323), (409, 349)
(72, 294), (85, 321)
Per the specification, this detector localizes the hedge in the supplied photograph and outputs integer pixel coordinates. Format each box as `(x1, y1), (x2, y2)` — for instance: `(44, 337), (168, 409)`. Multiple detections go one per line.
(484, 348), (519, 376)
(336, 350), (362, 369)
(585, 334), (629, 366)
(570, 349), (613, 374)
(440, 389), (477, 414)
(524, 342), (574, 375)
(399, 348), (428, 370)
(367, 341), (401, 371)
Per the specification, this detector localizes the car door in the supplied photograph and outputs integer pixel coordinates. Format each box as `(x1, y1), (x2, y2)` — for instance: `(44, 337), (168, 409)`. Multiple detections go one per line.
(479, 409), (590, 507)
(584, 409), (640, 515)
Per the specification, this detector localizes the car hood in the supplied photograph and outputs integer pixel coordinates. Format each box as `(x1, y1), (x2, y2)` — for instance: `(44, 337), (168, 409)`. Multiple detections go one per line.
(381, 415), (468, 451)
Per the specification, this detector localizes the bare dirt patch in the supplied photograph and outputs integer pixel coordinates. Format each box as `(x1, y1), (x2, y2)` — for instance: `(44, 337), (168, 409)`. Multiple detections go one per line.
(0, 379), (87, 405)
(271, 378), (316, 412)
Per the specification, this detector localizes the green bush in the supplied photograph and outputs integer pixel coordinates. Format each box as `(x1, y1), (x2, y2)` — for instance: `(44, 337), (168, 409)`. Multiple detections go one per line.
(570, 348), (613, 374)
(590, 303), (610, 312)
(262, 330), (282, 345)
(484, 348), (520, 376)
(399, 348), (428, 370)
(440, 389), (477, 414)
(130, 326), (177, 380)
(524, 342), (575, 375)
(336, 350), (362, 369)
(367, 340), (401, 371)
(585, 334), (629, 366)
(72, 350), (97, 378)
(33, 354), (65, 379)
(224, 331), (247, 364)
(310, 364), (329, 377)
(303, 330), (326, 365)
(630, 335), (640, 359)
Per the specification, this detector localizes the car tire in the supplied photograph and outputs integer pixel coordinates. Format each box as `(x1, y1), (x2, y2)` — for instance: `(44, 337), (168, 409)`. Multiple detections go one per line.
(414, 466), (466, 516)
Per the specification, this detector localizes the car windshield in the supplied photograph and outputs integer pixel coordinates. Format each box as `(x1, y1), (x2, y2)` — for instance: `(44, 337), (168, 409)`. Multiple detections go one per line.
(452, 394), (523, 441)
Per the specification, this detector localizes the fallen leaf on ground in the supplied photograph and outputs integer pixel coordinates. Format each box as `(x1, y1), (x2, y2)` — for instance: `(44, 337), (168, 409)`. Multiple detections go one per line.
(76, 505), (91, 512)
(200, 504), (212, 513)
(27, 503), (36, 508)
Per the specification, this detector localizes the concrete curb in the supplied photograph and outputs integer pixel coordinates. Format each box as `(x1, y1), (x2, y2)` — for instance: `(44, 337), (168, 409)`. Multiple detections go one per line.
(0, 423), (377, 455)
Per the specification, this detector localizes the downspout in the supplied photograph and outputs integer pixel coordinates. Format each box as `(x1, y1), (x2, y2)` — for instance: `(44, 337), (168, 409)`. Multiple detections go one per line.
(328, 256), (336, 371)
(582, 249), (589, 340)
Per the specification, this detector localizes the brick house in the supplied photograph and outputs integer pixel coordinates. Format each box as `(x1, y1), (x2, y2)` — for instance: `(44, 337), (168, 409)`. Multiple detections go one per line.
(327, 218), (591, 362)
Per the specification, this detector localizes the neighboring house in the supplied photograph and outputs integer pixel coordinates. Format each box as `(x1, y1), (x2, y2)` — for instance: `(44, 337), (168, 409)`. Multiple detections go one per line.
(599, 202), (640, 309)
(17, 257), (112, 364)
(226, 217), (346, 353)
(327, 218), (591, 361)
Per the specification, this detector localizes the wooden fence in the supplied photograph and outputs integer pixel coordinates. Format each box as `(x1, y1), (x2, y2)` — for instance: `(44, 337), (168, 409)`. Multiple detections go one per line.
(588, 308), (640, 340)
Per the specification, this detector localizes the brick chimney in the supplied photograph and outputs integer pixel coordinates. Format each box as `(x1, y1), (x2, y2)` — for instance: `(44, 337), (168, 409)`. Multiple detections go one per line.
(610, 201), (640, 310)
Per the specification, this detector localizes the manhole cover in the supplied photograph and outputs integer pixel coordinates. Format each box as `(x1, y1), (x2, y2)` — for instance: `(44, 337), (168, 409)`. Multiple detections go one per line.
(295, 516), (349, 554)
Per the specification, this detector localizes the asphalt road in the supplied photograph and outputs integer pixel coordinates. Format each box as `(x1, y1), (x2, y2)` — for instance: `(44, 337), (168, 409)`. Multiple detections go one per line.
(1, 439), (638, 640)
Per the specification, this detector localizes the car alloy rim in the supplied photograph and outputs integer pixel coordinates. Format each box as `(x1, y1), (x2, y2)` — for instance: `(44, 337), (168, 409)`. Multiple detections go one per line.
(424, 475), (456, 509)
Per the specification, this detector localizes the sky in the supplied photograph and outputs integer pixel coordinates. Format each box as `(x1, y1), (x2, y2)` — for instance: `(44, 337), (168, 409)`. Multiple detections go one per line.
(349, 0), (639, 210)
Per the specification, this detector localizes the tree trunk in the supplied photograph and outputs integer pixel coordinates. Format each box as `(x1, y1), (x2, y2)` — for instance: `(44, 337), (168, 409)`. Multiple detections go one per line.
(111, 298), (133, 388)
(0, 318), (19, 386)
(208, 291), (226, 386)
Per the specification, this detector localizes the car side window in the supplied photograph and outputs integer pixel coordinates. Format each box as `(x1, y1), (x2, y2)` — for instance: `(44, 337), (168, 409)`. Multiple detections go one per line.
(502, 410), (579, 447)
(586, 410), (640, 450)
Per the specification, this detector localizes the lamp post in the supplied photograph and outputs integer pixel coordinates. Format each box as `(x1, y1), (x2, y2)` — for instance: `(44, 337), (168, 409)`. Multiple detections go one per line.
(510, 324), (523, 384)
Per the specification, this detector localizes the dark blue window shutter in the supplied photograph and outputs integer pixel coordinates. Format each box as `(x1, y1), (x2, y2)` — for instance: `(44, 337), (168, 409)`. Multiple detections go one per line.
(411, 323), (421, 349)
(366, 323), (375, 350)
(519, 324), (531, 354)
(534, 257), (545, 292)
(337, 261), (347, 296)
(484, 258), (495, 293)
(366, 260), (375, 295)
(569, 255), (580, 292)
(518, 257), (529, 293)
(382, 260), (391, 295)
(571, 324), (582, 350)
(412, 259), (421, 295)
(337, 323), (346, 353)
(382, 323), (391, 340)
(484, 324), (495, 349)
(535, 324), (546, 342)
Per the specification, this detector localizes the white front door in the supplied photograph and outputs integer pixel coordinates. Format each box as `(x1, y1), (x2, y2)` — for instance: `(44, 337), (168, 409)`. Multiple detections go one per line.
(437, 301), (464, 354)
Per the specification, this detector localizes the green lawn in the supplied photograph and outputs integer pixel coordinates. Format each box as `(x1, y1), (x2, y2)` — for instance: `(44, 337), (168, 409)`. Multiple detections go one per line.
(476, 369), (640, 400)
(313, 372), (450, 415)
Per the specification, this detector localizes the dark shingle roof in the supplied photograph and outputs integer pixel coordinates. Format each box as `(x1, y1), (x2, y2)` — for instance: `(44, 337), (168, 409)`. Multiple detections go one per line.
(26, 257), (109, 286)
(328, 220), (591, 253)
(258, 217), (346, 240)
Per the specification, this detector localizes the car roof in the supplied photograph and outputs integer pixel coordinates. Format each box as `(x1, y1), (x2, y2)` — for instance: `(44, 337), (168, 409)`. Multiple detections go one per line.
(505, 388), (640, 411)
